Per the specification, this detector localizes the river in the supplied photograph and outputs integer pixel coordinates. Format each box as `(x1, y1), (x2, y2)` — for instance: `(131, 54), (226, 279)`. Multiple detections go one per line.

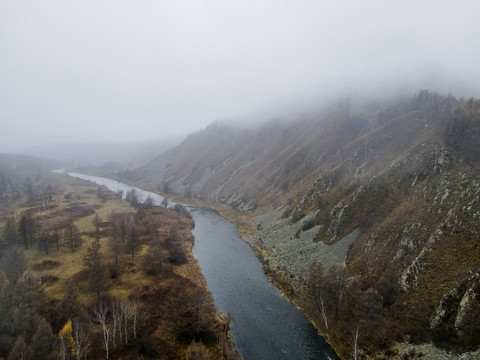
(61, 171), (338, 360)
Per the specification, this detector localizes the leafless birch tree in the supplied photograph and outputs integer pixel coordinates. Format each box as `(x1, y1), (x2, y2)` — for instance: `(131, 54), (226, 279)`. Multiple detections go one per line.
(93, 303), (113, 359)
(351, 326), (360, 360)
(132, 298), (138, 340)
(73, 319), (93, 360)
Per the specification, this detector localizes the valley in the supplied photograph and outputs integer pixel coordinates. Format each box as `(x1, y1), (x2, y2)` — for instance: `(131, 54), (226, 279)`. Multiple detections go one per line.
(64, 172), (338, 360)
(2, 1), (480, 358)
(2, 91), (480, 359)
(118, 91), (480, 359)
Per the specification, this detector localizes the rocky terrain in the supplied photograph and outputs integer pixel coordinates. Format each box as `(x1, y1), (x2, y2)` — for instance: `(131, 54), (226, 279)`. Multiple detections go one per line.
(246, 208), (359, 280)
(133, 91), (480, 358)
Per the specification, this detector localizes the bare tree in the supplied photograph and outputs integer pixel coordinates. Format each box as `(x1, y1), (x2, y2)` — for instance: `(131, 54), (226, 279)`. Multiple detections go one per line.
(73, 319), (93, 360)
(18, 212), (35, 249)
(93, 214), (102, 243)
(96, 188), (108, 203)
(161, 197), (169, 208)
(116, 189), (124, 199)
(328, 264), (347, 319)
(110, 228), (121, 264)
(120, 300), (133, 344)
(92, 303), (113, 359)
(64, 218), (82, 252)
(111, 302), (121, 347)
(126, 188), (139, 207)
(41, 193), (50, 211)
(58, 337), (67, 360)
(53, 228), (60, 251)
(351, 326), (360, 360)
(307, 261), (329, 329)
(132, 298), (138, 339)
(161, 182), (171, 194)
(318, 293), (328, 330)
(126, 226), (139, 262)
(143, 195), (155, 209)
(38, 230), (50, 255)
(120, 214), (134, 244)
(109, 213), (129, 263)
(119, 217), (127, 245)
(8, 335), (28, 360)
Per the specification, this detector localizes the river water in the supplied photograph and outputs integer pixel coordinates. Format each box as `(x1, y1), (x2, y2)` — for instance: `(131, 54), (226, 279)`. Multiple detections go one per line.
(62, 172), (338, 360)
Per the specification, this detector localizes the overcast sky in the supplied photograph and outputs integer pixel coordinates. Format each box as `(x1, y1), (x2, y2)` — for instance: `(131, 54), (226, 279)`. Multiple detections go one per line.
(1, 0), (480, 153)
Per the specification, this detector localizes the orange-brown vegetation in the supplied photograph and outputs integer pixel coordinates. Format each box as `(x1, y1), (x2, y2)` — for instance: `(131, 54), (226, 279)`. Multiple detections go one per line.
(0, 167), (237, 359)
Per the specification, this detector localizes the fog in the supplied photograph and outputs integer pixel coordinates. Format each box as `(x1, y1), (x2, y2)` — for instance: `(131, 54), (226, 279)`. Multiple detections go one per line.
(1, 0), (480, 153)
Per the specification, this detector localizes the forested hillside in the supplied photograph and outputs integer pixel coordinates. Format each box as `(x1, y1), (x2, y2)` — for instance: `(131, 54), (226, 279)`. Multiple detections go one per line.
(0, 158), (236, 359)
(135, 91), (480, 358)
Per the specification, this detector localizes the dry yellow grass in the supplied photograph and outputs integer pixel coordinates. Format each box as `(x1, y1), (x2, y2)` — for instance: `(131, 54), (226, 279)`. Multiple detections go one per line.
(20, 175), (138, 304)
(22, 174), (200, 310)
(2, 173), (236, 359)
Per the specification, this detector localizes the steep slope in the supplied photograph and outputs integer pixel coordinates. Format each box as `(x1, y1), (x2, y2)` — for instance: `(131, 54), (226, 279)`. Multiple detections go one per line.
(139, 92), (459, 214)
(136, 91), (480, 358)
(138, 102), (373, 212)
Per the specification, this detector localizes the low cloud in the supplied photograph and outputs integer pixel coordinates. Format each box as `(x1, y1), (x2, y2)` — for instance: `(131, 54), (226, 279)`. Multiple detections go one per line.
(1, 0), (479, 152)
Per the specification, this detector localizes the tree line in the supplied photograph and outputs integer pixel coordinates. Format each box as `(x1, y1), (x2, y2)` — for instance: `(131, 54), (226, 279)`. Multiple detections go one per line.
(306, 261), (387, 359)
(0, 188), (237, 359)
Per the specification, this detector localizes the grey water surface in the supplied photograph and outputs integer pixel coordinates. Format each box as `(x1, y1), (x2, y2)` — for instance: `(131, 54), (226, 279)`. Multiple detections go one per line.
(61, 171), (338, 360)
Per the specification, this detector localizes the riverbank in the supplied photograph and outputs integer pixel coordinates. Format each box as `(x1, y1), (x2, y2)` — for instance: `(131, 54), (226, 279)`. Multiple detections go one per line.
(49, 172), (238, 359)
(175, 197), (480, 360)
(155, 194), (347, 357)
(136, 189), (346, 358)
(65, 171), (338, 359)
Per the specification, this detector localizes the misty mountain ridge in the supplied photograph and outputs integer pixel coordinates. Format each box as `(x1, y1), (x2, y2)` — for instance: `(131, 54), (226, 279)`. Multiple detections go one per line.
(0, 153), (59, 172)
(133, 90), (480, 357)
(21, 137), (184, 168)
(137, 91), (465, 209)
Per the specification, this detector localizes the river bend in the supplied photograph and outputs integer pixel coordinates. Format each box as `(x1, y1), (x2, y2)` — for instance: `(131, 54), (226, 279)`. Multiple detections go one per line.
(61, 171), (338, 360)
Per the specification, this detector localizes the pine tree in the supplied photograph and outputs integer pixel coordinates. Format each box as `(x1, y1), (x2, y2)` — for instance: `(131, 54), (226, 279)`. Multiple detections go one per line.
(83, 240), (108, 299)
(29, 317), (58, 360)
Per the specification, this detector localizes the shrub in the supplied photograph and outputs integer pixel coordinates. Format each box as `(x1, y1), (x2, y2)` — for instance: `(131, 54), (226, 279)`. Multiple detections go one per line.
(172, 204), (192, 219)
(185, 341), (209, 360)
(142, 245), (164, 275)
(168, 244), (187, 265)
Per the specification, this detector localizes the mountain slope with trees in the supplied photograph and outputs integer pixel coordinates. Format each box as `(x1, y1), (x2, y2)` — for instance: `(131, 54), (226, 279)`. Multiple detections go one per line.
(135, 91), (480, 358)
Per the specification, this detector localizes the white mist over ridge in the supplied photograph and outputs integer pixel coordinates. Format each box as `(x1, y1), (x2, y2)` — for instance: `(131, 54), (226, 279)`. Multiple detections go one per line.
(1, 0), (480, 152)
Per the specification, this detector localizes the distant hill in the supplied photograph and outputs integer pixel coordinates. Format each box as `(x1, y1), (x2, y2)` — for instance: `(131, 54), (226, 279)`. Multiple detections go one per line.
(0, 153), (60, 201)
(135, 91), (480, 357)
(0, 152), (57, 169)
(21, 137), (184, 168)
